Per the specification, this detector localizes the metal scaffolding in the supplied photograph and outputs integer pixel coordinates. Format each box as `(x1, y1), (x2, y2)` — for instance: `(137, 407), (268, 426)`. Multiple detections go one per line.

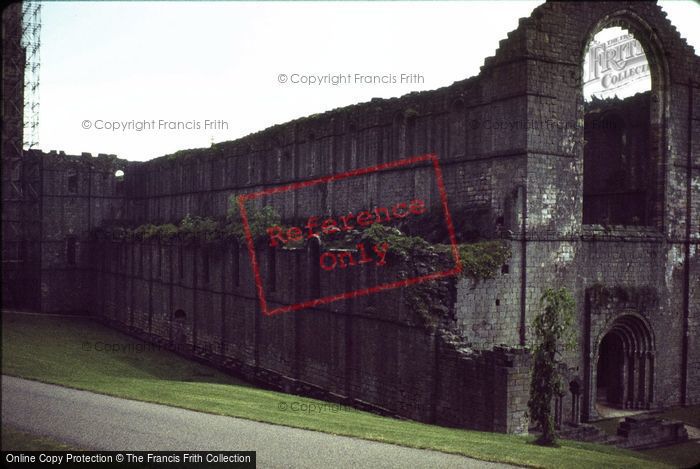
(22, 1), (41, 149)
(1, 1), (42, 310)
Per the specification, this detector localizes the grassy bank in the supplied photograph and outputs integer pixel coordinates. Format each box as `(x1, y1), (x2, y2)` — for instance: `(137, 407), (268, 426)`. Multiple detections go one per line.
(2, 312), (665, 468)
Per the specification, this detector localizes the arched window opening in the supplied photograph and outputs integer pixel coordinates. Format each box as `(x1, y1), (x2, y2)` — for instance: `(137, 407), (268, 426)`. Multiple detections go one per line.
(583, 27), (650, 101)
(172, 309), (187, 345)
(114, 170), (125, 195)
(582, 27), (654, 226)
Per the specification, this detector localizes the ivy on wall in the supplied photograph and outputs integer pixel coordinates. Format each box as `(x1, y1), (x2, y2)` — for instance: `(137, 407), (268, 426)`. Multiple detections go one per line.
(93, 202), (512, 329)
(528, 288), (576, 446)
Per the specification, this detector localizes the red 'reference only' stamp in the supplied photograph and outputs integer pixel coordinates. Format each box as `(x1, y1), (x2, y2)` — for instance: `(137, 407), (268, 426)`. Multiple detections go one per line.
(237, 153), (461, 316)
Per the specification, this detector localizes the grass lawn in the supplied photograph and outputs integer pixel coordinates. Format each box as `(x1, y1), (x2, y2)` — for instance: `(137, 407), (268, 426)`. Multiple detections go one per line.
(640, 441), (700, 469)
(1, 312), (667, 468)
(2, 426), (78, 451)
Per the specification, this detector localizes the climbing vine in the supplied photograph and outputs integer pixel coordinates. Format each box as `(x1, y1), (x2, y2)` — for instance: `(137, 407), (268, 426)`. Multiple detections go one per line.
(528, 287), (577, 446)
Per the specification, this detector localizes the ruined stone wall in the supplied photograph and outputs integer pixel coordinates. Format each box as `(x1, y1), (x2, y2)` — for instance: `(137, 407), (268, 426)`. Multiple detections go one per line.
(433, 1), (699, 418)
(121, 58), (529, 241)
(25, 150), (130, 312)
(90, 238), (530, 433)
(24, 1), (700, 430)
(504, 1), (700, 413)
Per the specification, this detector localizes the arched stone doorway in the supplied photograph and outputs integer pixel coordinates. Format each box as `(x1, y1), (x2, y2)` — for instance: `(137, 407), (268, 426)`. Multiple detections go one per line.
(595, 314), (655, 410)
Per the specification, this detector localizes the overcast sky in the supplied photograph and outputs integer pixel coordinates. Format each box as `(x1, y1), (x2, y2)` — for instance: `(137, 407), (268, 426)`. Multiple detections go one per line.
(36, 1), (700, 161)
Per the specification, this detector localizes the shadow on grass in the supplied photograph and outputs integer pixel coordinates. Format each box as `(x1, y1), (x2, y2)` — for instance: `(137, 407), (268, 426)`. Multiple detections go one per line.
(2, 313), (252, 388)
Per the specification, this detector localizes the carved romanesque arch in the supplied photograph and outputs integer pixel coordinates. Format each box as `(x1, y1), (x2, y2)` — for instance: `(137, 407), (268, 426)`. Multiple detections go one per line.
(594, 312), (656, 411)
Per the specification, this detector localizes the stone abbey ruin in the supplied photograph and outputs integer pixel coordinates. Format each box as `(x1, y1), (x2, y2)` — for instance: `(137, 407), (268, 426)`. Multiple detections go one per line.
(2, 1), (699, 436)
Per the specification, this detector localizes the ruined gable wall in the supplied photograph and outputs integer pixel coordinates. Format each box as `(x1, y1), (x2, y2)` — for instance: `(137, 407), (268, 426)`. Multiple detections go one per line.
(501, 1), (700, 413)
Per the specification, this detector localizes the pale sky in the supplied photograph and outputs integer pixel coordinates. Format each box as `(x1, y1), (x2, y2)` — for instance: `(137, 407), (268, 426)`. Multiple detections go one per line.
(36, 1), (700, 161)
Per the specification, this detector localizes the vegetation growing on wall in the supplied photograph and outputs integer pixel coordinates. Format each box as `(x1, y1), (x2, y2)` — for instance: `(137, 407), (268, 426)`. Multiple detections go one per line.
(94, 202), (511, 328)
(528, 288), (577, 446)
(361, 224), (511, 281)
(225, 197), (282, 242)
(360, 224), (511, 329)
(94, 196), (283, 243)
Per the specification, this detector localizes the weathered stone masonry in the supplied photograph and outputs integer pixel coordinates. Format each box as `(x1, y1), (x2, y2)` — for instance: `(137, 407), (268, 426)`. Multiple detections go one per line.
(4, 1), (699, 433)
(89, 238), (530, 433)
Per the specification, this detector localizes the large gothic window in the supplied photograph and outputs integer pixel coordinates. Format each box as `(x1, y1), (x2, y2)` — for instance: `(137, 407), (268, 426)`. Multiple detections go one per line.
(582, 27), (653, 226)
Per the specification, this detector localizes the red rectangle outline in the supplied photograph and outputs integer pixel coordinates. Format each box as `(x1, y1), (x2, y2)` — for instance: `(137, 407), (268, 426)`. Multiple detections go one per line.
(237, 153), (462, 316)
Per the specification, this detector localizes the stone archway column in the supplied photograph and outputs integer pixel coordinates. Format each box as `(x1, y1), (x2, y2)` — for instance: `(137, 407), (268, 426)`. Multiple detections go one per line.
(621, 352), (630, 407)
(629, 351), (638, 408)
(647, 351), (655, 408)
(637, 351), (647, 408)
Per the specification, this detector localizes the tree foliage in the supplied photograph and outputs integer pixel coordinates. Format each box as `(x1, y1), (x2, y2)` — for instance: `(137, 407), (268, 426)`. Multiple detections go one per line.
(528, 287), (576, 446)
